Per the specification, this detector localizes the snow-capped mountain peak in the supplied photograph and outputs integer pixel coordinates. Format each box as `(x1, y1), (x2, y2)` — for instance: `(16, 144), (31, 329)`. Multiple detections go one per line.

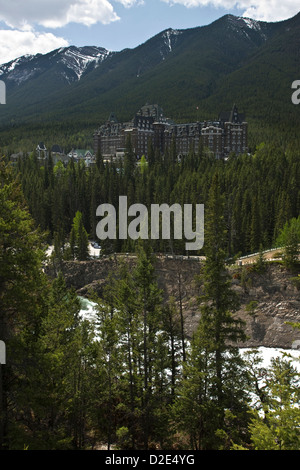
(0, 46), (112, 86)
(241, 17), (262, 31)
(159, 28), (182, 60)
(57, 46), (111, 81)
(162, 28), (182, 53)
(225, 14), (268, 42)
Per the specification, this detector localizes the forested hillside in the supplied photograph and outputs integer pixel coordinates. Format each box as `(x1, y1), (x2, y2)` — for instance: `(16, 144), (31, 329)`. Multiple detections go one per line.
(0, 12), (300, 153)
(1, 158), (299, 450)
(12, 138), (300, 259)
(0, 9), (299, 453)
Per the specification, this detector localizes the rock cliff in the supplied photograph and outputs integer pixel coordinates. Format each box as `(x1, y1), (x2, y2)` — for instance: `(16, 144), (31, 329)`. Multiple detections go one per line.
(45, 256), (300, 350)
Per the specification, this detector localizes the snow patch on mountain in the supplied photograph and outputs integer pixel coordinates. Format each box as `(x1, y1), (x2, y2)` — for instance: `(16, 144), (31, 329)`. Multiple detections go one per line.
(226, 14), (267, 42)
(241, 17), (262, 31)
(59, 47), (111, 80)
(0, 46), (111, 85)
(0, 54), (35, 76)
(160, 29), (182, 60)
(163, 29), (181, 53)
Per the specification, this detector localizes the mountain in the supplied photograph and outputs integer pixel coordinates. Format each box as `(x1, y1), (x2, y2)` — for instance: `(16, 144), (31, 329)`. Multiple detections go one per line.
(0, 28), (191, 126)
(0, 46), (112, 87)
(0, 12), (299, 150)
(0, 46), (112, 123)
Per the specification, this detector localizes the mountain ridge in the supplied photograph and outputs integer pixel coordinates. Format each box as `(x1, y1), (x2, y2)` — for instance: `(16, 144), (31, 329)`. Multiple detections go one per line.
(0, 11), (299, 150)
(0, 45), (112, 86)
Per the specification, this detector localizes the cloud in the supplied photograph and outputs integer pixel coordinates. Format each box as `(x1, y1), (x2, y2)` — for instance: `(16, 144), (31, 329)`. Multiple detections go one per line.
(0, 29), (69, 64)
(0, 0), (120, 30)
(114, 0), (144, 7)
(238, 0), (299, 22)
(0, 0), (146, 64)
(161, 0), (299, 22)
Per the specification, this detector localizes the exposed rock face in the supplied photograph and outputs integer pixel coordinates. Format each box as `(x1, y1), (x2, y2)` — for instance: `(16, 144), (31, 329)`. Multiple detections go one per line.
(45, 257), (300, 349)
(231, 264), (300, 349)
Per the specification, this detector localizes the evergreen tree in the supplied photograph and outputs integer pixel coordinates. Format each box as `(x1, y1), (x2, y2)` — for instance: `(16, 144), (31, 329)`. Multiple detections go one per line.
(276, 216), (300, 268)
(13, 274), (94, 449)
(147, 140), (155, 167)
(95, 247), (171, 449)
(96, 149), (104, 172)
(69, 225), (76, 260)
(77, 215), (89, 261)
(243, 352), (300, 450)
(70, 211), (89, 261)
(250, 196), (261, 253)
(0, 159), (47, 448)
(161, 298), (183, 398)
(132, 245), (164, 449)
(172, 173), (248, 449)
(92, 297), (122, 450)
(124, 135), (136, 181)
(101, 260), (142, 448)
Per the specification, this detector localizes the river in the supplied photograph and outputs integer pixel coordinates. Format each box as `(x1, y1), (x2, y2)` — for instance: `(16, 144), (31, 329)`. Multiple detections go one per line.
(79, 297), (300, 370)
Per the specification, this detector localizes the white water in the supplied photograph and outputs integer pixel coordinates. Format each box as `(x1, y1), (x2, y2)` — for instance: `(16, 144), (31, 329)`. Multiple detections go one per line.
(78, 296), (98, 324)
(79, 298), (300, 370)
(240, 346), (300, 371)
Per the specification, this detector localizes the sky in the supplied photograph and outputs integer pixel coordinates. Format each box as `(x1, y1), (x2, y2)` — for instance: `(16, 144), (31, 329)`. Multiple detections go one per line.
(0, 0), (299, 65)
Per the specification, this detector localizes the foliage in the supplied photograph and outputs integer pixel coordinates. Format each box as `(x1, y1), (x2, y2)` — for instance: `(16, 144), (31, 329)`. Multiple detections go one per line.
(0, 128), (299, 450)
(1, 13), (300, 155)
(290, 275), (300, 290)
(242, 351), (300, 450)
(69, 211), (89, 261)
(11, 140), (300, 260)
(171, 174), (249, 450)
(276, 216), (300, 268)
(89, 246), (181, 449)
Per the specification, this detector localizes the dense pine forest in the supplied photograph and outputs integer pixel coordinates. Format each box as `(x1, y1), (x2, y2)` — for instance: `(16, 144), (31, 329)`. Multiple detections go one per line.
(0, 7), (300, 452)
(10, 137), (300, 258)
(0, 133), (300, 450)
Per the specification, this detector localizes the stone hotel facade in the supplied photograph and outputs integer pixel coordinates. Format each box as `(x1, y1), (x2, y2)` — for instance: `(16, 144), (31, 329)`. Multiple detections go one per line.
(93, 103), (248, 161)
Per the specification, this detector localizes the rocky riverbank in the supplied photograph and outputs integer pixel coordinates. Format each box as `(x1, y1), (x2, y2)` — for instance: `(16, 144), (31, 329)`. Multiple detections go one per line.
(45, 256), (300, 349)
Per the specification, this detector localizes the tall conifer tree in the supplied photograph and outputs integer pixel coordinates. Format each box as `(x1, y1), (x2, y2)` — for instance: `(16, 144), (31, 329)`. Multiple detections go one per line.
(172, 173), (248, 449)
